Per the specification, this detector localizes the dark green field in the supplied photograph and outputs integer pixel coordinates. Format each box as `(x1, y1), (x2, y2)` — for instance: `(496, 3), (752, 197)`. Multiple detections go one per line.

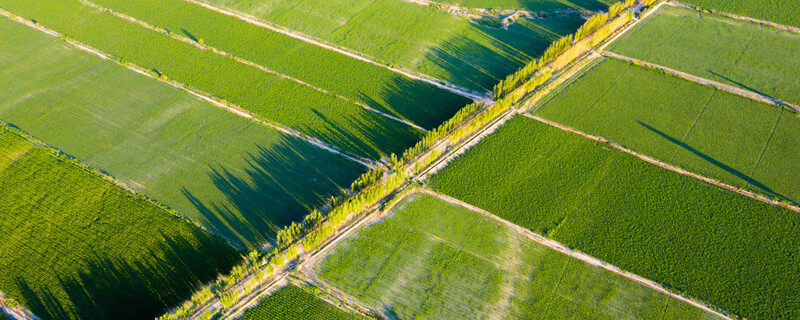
(239, 285), (362, 320)
(0, 127), (241, 320)
(430, 116), (800, 320)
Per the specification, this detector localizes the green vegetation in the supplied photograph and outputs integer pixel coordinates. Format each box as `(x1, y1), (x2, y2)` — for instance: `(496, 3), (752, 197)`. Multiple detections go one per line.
(684, 0), (800, 28)
(608, 5), (800, 106)
(239, 285), (362, 320)
(0, 0), (422, 159)
(204, 0), (587, 91)
(0, 127), (241, 320)
(0, 17), (366, 250)
(315, 193), (724, 319)
(430, 116), (800, 320)
(429, 0), (618, 10)
(532, 57), (800, 205)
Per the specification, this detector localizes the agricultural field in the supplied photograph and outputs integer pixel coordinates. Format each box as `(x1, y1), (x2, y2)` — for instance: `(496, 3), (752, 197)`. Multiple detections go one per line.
(0, 0), (423, 159)
(0, 127), (241, 319)
(429, 116), (800, 320)
(608, 4), (800, 106)
(0, 16), (366, 250)
(203, 0), (588, 91)
(684, 0), (800, 28)
(532, 57), (800, 205)
(313, 192), (724, 320)
(238, 285), (364, 320)
(432, 0), (618, 11)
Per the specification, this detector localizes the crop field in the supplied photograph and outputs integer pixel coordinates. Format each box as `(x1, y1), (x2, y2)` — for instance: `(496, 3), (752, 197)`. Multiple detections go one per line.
(0, 0), (424, 159)
(429, 116), (800, 319)
(0, 127), (241, 320)
(684, 0), (800, 28)
(431, 0), (618, 11)
(81, 0), (471, 130)
(0, 17), (366, 250)
(608, 5), (800, 106)
(313, 192), (724, 320)
(532, 57), (800, 205)
(204, 0), (587, 91)
(239, 285), (363, 320)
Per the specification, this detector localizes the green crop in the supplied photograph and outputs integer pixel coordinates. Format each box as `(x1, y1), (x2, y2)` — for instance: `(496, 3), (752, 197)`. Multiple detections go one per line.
(684, 0), (800, 28)
(239, 285), (363, 320)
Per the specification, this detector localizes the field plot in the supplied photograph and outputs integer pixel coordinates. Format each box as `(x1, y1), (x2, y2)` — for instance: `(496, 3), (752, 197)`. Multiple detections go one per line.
(313, 193), (724, 320)
(684, 0), (800, 29)
(203, 0), (587, 91)
(608, 5), (800, 106)
(430, 116), (800, 320)
(0, 0), (423, 159)
(239, 285), (363, 320)
(83, 0), (471, 130)
(0, 17), (366, 250)
(532, 57), (800, 205)
(0, 127), (241, 320)
(430, 0), (617, 11)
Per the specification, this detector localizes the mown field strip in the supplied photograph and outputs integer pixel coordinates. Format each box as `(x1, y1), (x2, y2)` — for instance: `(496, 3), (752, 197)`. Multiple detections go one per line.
(601, 51), (800, 112)
(180, 0), (488, 101)
(421, 189), (733, 320)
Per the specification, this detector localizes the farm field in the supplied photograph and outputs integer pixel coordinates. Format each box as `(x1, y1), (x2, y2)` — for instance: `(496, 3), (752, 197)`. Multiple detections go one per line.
(83, 0), (472, 130)
(608, 4), (800, 106)
(313, 192), (724, 320)
(684, 0), (800, 29)
(0, 127), (241, 320)
(0, 0), (423, 159)
(432, 0), (617, 11)
(429, 116), (800, 320)
(0, 16), (366, 250)
(532, 57), (800, 205)
(239, 285), (363, 320)
(203, 0), (587, 91)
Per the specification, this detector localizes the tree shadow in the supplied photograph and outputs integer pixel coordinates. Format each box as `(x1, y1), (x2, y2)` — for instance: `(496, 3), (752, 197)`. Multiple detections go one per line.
(708, 70), (772, 100)
(512, 0), (610, 11)
(10, 231), (240, 320)
(183, 135), (368, 250)
(637, 121), (795, 205)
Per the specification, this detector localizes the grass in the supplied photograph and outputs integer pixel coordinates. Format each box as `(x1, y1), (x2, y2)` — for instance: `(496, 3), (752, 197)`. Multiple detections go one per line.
(0, 0), (423, 159)
(684, 0), (800, 28)
(0, 127), (241, 320)
(239, 285), (363, 320)
(0, 16), (367, 250)
(532, 57), (800, 206)
(84, 0), (471, 130)
(203, 0), (587, 92)
(429, 116), (800, 320)
(608, 5), (800, 106)
(315, 192), (724, 320)
(430, 0), (617, 11)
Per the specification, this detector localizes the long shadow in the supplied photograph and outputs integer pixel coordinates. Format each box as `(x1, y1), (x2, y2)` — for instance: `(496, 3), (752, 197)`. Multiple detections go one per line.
(708, 70), (772, 98)
(637, 121), (795, 205)
(10, 232), (240, 320)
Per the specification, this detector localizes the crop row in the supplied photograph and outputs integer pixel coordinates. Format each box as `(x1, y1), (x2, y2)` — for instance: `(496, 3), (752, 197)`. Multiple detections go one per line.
(684, 0), (800, 28)
(238, 285), (362, 320)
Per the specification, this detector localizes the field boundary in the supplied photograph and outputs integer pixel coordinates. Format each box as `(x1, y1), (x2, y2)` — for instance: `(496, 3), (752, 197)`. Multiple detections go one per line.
(668, 1), (800, 34)
(179, 0), (490, 102)
(420, 189), (734, 320)
(0, 292), (38, 320)
(0, 9), (379, 169)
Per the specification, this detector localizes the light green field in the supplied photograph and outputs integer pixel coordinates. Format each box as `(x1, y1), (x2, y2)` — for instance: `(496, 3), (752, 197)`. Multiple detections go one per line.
(204, 0), (587, 92)
(608, 5), (800, 106)
(0, 127), (241, 320)
(239, 285), (364, 320)
(685, 0), (800, 29)
(431, 0), (617, 10)
(314, 193), (724, 320)
(532, 57), (800, 205)
(0, 16), (366, 250)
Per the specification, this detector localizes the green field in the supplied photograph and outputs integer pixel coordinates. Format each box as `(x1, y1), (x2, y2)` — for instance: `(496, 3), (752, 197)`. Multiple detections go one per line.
(239, 285), (363, 320)
(608, 5), (800, 106)
(431, 0), (617, 10)
(0, 16), (366, 250)
(83, 0), (471, 130)
(204, 0), (587, 91)
(429, 116), (800, 320)
(314, 192), (724, 320)
(532, 57), (800, 205)
(0, 0), (423, 159)
(685, 0), (800, 28)
(0, 127), (241, 320)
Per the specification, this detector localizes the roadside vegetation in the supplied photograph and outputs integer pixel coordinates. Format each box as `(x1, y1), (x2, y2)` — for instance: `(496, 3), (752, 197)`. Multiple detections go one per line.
(238, 285), (363, 320)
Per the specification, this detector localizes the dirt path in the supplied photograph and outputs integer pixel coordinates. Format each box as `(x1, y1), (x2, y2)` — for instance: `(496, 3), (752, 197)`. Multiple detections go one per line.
(601, 51), (800, 112)
(421, 189), (734, 320)
(668, 1), (800, 35)
(180, 0), (490, 102)
(0, 292), (39, 320)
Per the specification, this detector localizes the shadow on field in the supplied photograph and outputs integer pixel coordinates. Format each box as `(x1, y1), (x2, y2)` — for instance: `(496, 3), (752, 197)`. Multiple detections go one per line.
(11, 231), (240, 320)
(183, 135), (367, 250)
(708, 70), (772, 100)
(638, 121), (796, 205)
